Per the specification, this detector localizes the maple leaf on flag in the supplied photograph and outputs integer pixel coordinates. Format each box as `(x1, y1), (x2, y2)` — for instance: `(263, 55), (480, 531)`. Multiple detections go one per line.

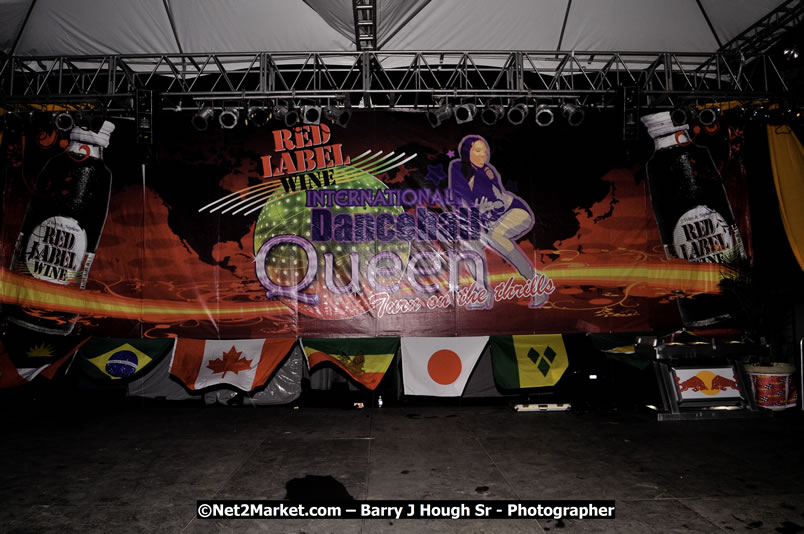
(207, 346), (252, 378)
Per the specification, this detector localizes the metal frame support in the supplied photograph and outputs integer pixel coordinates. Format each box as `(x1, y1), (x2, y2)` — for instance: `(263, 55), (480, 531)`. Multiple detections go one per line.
(353, 0), (378, 51)
(0, 49), (797, 113)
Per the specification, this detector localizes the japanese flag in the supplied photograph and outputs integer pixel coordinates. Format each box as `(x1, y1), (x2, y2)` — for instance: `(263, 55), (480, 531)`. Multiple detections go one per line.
(170, 338), (296, 391)
(401, 337), (489, 396)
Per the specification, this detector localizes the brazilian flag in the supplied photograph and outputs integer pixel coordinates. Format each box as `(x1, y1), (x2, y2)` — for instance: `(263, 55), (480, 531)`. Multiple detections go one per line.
(77, 338), (176, 382)
(490, 335), (569, 389)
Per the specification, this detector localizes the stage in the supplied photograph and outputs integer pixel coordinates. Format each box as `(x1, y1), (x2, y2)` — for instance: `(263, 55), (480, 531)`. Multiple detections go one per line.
(2, 397), (802, 533)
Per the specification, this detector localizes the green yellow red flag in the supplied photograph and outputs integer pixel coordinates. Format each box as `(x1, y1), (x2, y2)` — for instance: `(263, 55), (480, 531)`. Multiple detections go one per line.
(301, 337), (398, 390)
(490, 334), (569, 389)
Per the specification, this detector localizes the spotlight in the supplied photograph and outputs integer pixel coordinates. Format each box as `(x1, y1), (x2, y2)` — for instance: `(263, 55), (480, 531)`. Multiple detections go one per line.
(426, 104), (452, 128)
(561, 103), (585, 127)
(698, 106), (720, 127)
(53, 111), (74, 132)
(730, 105), (747, 122)
(534, 104), (554, 127)
(750, 105), (769, 121)
(192, 106), (215, 131)
(323, 106), (351, 128)
(671, 106), (694, 126)
(454, 103), (477, 124)
(507, 103), (529, 125)
(481, 105), (504, 126)
(301, 105), (322, 125)
(247, 106), (269, 127)
(219, 107), (240, 129)
(783, 46), (799, 61)
(273, 105), (299, 127)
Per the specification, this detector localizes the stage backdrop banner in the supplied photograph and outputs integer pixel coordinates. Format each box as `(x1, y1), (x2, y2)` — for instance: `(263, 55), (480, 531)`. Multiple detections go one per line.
(0, 112), (752, 339)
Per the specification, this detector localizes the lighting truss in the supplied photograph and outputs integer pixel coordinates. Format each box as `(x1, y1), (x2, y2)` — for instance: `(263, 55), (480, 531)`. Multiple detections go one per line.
(0, 49), (797, 113)
(353, 0), (377, 51)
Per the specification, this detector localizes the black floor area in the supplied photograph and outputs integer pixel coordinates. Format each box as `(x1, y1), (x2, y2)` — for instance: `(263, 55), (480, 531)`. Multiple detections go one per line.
(2, 391), (803, 534)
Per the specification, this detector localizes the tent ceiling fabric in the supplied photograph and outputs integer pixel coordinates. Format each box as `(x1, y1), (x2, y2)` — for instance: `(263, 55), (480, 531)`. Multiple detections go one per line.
(0, 0), (788, 57)
(168, 0), (352, 54)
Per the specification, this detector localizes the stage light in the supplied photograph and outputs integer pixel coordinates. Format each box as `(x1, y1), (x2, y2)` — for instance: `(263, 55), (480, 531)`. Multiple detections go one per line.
(507, 103), (529, 125)
(454, 103), (477, 124)
(323, 106), (351, 128)
(192, 106), (215, 131)
(750, 105), (769, 121)
(534, 104), (554, 127)
(219, 107), (240, 129)
(273, 105), (299, 127)
(53, 111), (74, 132)
(561, 103), (585, 127)
(671, 106), (694, 126)
(301, 105), (322, 125)
(426, 104), (452, 128)
(480, 105), (504, 126)
(698, 106), (720, 127)
(783, 46), (799, 61)
(247, 106), (269, 127)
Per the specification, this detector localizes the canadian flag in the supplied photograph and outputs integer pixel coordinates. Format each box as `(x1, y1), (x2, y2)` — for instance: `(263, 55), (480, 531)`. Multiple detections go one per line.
(401, 337), (489, 396)
(170, 338), (296, 391)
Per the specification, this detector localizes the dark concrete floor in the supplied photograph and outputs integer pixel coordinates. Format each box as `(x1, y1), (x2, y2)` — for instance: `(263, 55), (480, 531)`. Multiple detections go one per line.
(1, 395), (803, 534)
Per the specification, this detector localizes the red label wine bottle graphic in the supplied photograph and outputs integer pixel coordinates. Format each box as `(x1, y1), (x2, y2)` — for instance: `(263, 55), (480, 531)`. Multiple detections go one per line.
(7, 121), (115, 335)
(641, 111), (744, 328)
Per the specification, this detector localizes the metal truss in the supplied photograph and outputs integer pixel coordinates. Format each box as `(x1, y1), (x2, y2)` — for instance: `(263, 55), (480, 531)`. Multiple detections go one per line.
(693, 0), (804, 81)
(353, 0), (378, 51)
(0, 49), (797, 113)
(717, 0), (803, 57)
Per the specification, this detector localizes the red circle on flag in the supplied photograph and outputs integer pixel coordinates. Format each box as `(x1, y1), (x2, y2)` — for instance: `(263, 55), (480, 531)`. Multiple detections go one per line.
(427, 350), (462, 385)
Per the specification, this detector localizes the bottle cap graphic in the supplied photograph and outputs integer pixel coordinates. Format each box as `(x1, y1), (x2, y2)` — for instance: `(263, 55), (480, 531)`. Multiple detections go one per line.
(640, 111), (687, 139)
(69, 120), (116, 148)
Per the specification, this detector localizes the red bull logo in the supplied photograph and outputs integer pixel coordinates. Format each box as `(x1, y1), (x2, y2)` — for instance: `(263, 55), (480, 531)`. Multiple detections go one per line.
(675, 370), (740, 396)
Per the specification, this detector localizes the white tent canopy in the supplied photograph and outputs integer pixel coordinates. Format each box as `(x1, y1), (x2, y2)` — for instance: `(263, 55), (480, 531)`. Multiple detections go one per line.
(0, 0), (787, 56)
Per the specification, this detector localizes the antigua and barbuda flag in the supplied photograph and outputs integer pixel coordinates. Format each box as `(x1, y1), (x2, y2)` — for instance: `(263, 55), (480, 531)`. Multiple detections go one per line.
(170, 338), (296, 391)
(401, 336), (488, 396)
(0, 329), (88, 388)
(301, 337), (399, 390)
(77, 338), (176, 382)
(489, 335), (569, 389)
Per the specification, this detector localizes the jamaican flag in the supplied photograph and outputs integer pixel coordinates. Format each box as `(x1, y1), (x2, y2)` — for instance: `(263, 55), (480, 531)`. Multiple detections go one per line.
(301, 337), (398, 390)
(490, 334), (569, 389)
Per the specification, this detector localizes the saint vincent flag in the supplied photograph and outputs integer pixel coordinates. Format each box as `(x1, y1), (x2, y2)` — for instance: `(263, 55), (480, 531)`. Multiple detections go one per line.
(77, 338), (176, 382)
(301, 337), (399, 390)
(171, 338), (296, 391)
(490, 335), (569, 389)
